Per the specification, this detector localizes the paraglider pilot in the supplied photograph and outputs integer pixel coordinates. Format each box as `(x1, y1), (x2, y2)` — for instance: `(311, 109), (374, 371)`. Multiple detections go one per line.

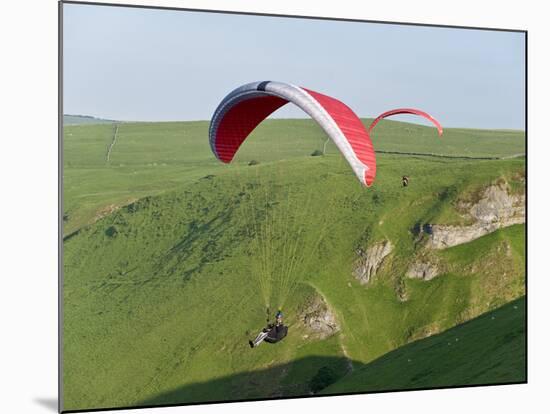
(249, 310), (288, 348)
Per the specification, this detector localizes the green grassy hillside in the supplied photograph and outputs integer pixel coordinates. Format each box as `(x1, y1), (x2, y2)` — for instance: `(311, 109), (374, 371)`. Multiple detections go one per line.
(62, 119), (525, 411)
(62, 119), (524, 235)
(322, 296), (525, 394)
(127, 296), (525, 406)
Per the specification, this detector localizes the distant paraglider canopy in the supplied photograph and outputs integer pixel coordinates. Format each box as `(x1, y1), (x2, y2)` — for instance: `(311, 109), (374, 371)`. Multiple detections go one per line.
(209, 80), (377, 187)
(368, 108), (443, 137)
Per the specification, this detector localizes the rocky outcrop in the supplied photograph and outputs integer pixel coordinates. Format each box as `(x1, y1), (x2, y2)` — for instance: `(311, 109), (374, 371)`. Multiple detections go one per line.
(300, 294), (340, 340)
(406, 261), (439, 281)
(427, 183), (524, 249)
(352, 240), (393, 284)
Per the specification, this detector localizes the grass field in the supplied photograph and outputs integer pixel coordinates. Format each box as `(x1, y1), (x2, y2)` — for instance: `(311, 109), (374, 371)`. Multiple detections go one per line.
(62, 118), (525, 236)
(62, 117), (525, 411)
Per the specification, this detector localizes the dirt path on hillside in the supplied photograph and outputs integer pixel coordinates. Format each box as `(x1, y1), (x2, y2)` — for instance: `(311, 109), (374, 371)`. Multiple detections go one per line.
(339, 335), (354, 373)
(106, 124), (119, 162)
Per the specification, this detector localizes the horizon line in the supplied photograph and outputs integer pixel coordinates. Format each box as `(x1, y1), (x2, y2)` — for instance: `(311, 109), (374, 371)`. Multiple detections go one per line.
(63, 114), (526, 132)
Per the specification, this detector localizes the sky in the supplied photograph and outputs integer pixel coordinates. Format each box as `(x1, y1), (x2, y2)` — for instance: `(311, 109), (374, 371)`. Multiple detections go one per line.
(63, 4), (526, 129)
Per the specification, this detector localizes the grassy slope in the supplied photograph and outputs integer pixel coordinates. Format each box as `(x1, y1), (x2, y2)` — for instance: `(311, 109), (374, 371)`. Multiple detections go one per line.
(62, 119), (525, 411)
(63, 119), (525, 235)
(139, 295), (525, 406)
(322, 295), (525, 394)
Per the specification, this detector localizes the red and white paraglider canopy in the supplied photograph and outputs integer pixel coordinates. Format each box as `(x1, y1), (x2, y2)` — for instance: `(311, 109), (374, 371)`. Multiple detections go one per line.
(209, 81), (377, 187)
(368, 108), (443, 137)
(209, 81), (444, 187)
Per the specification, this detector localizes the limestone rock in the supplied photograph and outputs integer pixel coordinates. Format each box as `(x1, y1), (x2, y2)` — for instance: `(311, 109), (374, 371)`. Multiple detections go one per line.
(299, 294), (340, 339)
(352, 240), (393, 284)
(406, 261), (439, 281)
(427, 183), (524, 249)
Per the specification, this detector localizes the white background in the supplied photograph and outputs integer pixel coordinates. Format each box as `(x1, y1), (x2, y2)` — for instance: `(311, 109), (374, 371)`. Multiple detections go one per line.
(0, 0), (547, 413)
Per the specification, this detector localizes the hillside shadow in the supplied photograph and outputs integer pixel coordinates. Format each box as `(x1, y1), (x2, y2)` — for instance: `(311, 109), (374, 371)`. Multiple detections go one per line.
(139, 355), (359, 407)
(320, 296), (526, 394)
(137, 297), (525, 409)
(60, 297), (526, 412)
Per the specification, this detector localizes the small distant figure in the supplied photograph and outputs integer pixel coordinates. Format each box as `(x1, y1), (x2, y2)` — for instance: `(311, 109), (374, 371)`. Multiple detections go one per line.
(249, 310), (288, 348)
(402, 176), (410, 187)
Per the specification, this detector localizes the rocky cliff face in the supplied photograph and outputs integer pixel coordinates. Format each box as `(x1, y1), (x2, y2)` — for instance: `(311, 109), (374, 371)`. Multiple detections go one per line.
(352, 240), (393, 285)
(406, 261), (439, 281)
(299, 294), (340, 340)
(426, 183), (524, 249)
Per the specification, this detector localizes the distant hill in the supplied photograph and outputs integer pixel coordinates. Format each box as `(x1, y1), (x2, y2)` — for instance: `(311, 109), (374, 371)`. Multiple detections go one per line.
(63, 114), (117, 125)
(62, 119), (526, 236)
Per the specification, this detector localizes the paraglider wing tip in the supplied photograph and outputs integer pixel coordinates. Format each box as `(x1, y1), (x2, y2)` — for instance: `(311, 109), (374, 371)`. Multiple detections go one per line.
(364, 169), (376, 187)
(216, 152), (235, 164)
(360, 166), (376, 188)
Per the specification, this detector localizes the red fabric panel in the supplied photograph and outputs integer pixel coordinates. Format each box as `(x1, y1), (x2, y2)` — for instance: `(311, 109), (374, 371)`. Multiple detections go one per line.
(215, 95), (289, 162)
(303, 88), (376, 186)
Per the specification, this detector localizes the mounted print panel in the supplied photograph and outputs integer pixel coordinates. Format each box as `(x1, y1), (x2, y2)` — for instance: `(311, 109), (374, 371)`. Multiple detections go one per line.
(60, 2), (526, 412)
